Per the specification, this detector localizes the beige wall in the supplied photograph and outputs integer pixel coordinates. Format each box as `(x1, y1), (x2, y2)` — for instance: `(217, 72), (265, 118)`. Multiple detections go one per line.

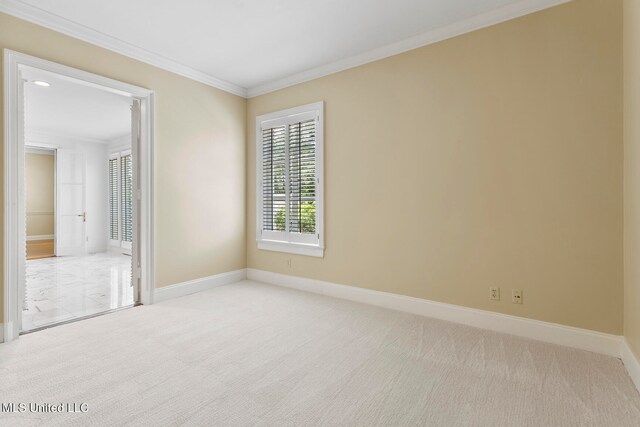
(25, 152), (55, 237)
(624, 0), (640, 357)
(0, 12), (247, 321)
(248, 0), (623, 334)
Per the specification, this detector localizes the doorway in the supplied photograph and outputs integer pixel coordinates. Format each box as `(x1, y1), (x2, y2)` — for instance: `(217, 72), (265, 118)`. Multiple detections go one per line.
(25, 146), (55, 260)
(22, 67), (135, 331)
(3, 51), (155, 341)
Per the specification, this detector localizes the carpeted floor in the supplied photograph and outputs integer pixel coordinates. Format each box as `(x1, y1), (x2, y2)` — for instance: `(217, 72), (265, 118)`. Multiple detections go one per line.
(1, 280), (639, 426)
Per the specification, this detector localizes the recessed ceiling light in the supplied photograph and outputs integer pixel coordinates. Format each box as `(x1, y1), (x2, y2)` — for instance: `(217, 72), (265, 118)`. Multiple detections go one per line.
(33, 80), (50, 87)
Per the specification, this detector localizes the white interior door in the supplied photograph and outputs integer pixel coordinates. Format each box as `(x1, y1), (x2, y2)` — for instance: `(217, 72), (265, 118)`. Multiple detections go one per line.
(56, 149), (86, 256)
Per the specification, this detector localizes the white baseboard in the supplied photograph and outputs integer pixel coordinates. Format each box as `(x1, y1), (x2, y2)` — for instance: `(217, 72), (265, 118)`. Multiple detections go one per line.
(26, 234), (53, 241)
(154, 269), (247, 303)
(622, 340), (640, 393)
(246, 269), (622, 358)
(2, 321), (18, 344)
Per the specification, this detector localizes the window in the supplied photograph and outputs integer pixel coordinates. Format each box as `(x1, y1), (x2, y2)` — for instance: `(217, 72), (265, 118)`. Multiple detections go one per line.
(109, 150), (132, 252)
(256, 102), (324, 257)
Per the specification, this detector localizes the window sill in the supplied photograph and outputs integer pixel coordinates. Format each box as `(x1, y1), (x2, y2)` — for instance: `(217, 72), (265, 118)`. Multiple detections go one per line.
(257, 240), (324, 258)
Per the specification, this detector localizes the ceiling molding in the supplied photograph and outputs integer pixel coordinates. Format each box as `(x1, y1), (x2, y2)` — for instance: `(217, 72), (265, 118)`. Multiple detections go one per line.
(0, 0), (248, 98)
(25, 146), (55, 155)
(1, 0), (570, 100)
(246, 0), (571, 98)
(108, 133), (132, 145)
(25, 129), (109, 145)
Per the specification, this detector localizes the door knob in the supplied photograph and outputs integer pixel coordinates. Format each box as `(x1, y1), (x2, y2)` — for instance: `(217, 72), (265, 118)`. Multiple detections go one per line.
(77, 212), (86, 222)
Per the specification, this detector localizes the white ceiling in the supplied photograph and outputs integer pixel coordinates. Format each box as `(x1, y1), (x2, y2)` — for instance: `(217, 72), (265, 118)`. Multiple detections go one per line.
(2, 0), (567, 97)
(23, 68), (131, 142)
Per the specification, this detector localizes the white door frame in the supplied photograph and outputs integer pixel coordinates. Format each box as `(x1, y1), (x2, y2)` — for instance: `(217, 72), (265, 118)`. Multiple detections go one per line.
(3, 49), (156, 342)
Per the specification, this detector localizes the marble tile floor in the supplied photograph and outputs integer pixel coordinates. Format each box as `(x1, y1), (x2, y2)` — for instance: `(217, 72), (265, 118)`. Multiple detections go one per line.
(22, 252), (133, 332)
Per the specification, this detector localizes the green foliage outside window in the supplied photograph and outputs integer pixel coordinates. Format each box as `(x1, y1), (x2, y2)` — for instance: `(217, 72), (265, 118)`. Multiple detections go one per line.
(274, 201), (315, 233)
(275, 207), (285, 231)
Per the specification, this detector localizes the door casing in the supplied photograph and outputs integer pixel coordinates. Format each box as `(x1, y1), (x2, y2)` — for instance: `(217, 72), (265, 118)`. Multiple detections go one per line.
(3, 49), (155, 342)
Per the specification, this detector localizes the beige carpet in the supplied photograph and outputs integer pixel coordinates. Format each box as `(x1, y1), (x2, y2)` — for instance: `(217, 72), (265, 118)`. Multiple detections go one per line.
(1, 280), (639, 426)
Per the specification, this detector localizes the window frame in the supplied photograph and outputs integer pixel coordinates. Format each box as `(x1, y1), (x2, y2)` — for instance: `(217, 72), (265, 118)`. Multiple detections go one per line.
(256, 101), (324, 258)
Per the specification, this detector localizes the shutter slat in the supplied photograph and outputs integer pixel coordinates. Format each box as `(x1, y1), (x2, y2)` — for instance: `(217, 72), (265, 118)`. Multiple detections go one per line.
(121, 154), (133, 243)
(289, 119), (316, 234)
(262, 126), (287, 231)
(109, 158), (118, 240)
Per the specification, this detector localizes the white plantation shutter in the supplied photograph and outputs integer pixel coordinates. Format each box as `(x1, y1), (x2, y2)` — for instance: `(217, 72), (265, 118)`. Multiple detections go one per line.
(121, 154), (133, 243)
(109, 157), (119, 240)
(262, 126), (287, 232)
(109, 151), (133, 251)
(288, 119), (316, 234)
(257, 102), (324, 256)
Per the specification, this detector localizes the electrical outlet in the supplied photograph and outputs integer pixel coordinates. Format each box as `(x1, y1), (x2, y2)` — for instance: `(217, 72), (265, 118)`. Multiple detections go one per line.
(512, 289), (523, 304)
(489, 287), (500, 301)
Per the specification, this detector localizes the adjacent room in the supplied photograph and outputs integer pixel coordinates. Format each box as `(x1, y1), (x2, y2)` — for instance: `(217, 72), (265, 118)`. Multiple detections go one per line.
(21, 68), (135, 331)
(1, 0), (640, 425)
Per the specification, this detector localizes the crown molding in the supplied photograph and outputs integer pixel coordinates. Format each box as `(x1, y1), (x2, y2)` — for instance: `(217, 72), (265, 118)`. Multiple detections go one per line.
(108, 133), (132, 145)
(246, 0), (571, 98)
(0, 0), (247, 98)
(25, 129), (109, 145)
(0, 0), (570, 100)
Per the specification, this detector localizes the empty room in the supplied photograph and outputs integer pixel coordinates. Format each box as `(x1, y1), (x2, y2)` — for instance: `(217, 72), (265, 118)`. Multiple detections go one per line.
(1, 0), (640, 425)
